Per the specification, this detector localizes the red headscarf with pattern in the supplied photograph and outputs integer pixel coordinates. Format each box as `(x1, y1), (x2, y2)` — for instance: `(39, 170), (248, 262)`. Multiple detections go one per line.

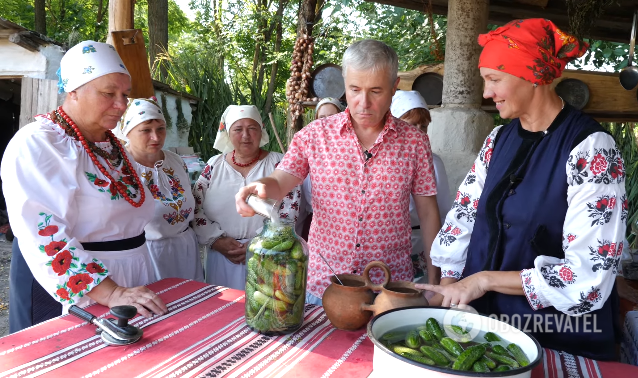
(478, 19), (589, 85)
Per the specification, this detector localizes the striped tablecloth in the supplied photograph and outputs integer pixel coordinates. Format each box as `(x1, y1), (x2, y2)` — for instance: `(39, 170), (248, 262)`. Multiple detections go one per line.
(1, 278), (637, 378)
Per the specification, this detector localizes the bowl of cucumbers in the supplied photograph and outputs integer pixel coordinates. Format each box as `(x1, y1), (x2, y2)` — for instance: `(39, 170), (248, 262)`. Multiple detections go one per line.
(367, 307), (542, 377)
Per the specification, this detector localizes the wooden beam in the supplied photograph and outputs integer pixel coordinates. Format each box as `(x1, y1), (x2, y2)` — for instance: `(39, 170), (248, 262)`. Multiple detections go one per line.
(8, 32), (41, 52)
(366, 0), (633, 43)
(107, 0), (134, 44)
(399, 64), (638, 121)
(0, 29), (20, 38)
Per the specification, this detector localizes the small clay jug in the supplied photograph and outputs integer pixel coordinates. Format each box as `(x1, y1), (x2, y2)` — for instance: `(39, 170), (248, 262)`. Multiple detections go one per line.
(361, 261), (429, 317)
(322, 273), (385, 331)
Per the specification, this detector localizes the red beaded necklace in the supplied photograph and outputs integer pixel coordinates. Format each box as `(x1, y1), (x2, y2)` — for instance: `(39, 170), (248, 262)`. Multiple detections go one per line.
(55, 106), (146, 208)
(232, 150), (261, 167)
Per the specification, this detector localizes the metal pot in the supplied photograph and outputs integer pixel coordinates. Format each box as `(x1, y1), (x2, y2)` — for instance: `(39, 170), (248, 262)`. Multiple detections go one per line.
(367, 307), (542, 377)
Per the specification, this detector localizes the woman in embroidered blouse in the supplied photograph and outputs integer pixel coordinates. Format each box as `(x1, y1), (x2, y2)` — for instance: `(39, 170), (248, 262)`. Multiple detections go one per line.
(115, 98), (204, 282)
(419, 19), (626, 360)
(193, 105), (300, 290)
(2, 41), (167, 333)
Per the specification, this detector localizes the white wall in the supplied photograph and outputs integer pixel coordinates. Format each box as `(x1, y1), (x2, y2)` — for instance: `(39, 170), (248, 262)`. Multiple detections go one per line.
(154, 89), (193, 149)
(0, 39), (64, 80)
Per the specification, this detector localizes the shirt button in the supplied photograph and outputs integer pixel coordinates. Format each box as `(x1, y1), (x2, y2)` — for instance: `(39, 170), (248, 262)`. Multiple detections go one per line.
(359, 217), (363, 222)
(504, 223), (511, 229)
(356, 243), (361, 248)
(361, 190), (365, 194)
(509, 189), (515, 196)
(352, 269), (358, 274)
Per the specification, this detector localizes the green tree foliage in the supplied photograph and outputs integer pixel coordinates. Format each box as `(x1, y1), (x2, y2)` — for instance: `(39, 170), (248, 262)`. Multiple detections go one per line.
(0, 0), (188, 48)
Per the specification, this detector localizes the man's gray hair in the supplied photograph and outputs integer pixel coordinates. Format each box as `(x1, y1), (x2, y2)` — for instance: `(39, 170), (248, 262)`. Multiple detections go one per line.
(342, 39), (398, 83)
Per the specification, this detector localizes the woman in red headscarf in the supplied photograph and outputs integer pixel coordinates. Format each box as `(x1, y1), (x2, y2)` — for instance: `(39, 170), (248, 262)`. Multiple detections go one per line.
(419, 19), (626, 360)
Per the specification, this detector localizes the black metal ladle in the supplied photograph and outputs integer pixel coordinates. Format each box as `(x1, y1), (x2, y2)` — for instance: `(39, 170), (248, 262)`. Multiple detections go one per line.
(620, 10), (638, 90)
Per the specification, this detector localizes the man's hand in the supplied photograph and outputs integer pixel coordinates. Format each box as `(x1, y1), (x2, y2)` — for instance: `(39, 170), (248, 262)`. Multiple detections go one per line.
(235, 171), (303, 217)
(212, 237), (247, 264)
(236, 182), (268, 217)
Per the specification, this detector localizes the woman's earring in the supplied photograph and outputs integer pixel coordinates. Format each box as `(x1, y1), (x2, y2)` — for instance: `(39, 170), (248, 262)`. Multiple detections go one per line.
(533, 83), (538, 88)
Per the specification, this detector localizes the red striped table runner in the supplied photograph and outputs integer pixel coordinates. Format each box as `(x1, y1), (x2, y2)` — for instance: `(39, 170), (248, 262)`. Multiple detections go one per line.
(1, 278), (637, 378)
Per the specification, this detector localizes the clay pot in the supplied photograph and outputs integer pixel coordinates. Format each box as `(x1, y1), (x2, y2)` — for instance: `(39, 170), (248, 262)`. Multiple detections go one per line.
(361, 261), (428, 317)
(322, 273), (380, 331)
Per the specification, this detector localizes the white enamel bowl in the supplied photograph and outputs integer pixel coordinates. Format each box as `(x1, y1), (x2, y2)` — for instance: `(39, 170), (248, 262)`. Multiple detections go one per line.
(367, 307), (543, 378)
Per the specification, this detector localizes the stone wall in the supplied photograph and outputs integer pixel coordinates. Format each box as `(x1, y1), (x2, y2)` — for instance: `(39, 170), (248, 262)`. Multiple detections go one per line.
(154, 89), (193, 149)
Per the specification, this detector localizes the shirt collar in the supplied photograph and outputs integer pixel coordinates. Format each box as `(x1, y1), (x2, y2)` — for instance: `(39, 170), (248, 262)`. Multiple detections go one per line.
(339, 108), (399, 139)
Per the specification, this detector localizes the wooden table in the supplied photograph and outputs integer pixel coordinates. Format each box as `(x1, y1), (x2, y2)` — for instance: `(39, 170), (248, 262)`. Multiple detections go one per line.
(1, 278), (638, 378)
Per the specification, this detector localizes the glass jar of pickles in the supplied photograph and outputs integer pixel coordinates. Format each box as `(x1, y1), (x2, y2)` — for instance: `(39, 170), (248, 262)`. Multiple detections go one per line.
(245, 218), (308, 334)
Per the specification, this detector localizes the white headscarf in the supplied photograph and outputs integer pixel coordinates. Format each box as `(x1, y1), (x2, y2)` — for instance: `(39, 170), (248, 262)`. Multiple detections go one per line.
(390, 90), (428, 118)
(213, 105), (269, 154)
(114, 97), (166, 142)
(315, 97), (344, 119)
(57, 40), (130, 94)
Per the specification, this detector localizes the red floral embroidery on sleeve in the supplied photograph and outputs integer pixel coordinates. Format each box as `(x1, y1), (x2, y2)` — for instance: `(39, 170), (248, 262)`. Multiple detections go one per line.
(37, 213), (108, 304)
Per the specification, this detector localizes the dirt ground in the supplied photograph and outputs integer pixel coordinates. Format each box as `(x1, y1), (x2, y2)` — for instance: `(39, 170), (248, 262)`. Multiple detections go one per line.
(0, 235), (11, 337)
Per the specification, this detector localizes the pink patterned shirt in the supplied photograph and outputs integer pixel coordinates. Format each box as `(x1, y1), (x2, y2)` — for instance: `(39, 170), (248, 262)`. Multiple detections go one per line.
(277, 109), (437, 297)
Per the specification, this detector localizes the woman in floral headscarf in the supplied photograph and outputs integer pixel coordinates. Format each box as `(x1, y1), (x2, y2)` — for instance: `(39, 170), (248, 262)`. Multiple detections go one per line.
(192, 105), (300, 290)
(115, 98), (204, 282)
(420, 19), (626, 360)
(3, 41), (167, 333)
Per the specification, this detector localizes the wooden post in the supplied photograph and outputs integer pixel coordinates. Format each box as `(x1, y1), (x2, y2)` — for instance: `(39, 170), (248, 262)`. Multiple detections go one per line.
(106, 0), (134, 45)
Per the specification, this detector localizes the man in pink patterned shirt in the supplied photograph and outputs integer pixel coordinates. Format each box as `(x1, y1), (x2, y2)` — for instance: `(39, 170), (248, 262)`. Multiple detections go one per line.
(236, 40), (441, 305)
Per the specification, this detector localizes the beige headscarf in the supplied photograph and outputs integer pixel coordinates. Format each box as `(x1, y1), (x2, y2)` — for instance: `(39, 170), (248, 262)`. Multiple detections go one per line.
(213, 105), (269, 154)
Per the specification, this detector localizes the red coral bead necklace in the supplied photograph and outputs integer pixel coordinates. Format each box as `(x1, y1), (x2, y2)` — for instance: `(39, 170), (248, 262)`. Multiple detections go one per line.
(54, 106), (145, 208)
(232, 149), (261, 167)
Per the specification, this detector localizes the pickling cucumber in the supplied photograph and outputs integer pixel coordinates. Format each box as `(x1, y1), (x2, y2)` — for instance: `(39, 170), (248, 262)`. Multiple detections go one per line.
(479, 355), (497, 369)
(494, 365), (513, 371)
(419, 345), (450, 366)
(507, 343), (530, 367)
(393, 345), (422, 356)
(418, 329), (435, 343)
(472, 360), (490, 372)
(484, 332), (501, 342)
(405, 330), (421, 349)
(452, 345), (486, 371)
(426, 318), (444, 340)
(486, 351), (520, 368)
(440, 337), (464, 357)
(399, 352), (436, 366)
(492, 344), (509, 355)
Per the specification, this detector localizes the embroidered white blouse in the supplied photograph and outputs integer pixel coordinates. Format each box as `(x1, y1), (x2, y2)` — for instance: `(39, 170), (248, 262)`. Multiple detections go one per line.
(136, 150), (195, 240)
(431, 126), (627, 316)
(1, 115), (155, 307)
(192, 152), (301, 246)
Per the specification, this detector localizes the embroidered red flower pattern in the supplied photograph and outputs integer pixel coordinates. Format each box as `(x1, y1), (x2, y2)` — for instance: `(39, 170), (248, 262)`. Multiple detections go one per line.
(38, 225), (59, 237)
(52, 250), (72, 276)
(567, 234), (576, 243)
(559, 266), (576, 284)
(122, 175), (135, 185)
(44, 241), (67, 256)
(56, 288), (71, 300)
(36, 213), (108, 303)
(68, 273), (94, 294)
(590, 154), (608, 176)
(86, 262), (105, 274)
(93, 178), (109, 187)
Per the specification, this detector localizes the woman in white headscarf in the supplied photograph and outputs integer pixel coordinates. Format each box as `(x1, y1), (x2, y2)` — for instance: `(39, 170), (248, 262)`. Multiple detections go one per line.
(192, 105), (301, 290)
(391, 90), (451, 285)
(115, 98), (204, 282)
(2, 41), (167, 333)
